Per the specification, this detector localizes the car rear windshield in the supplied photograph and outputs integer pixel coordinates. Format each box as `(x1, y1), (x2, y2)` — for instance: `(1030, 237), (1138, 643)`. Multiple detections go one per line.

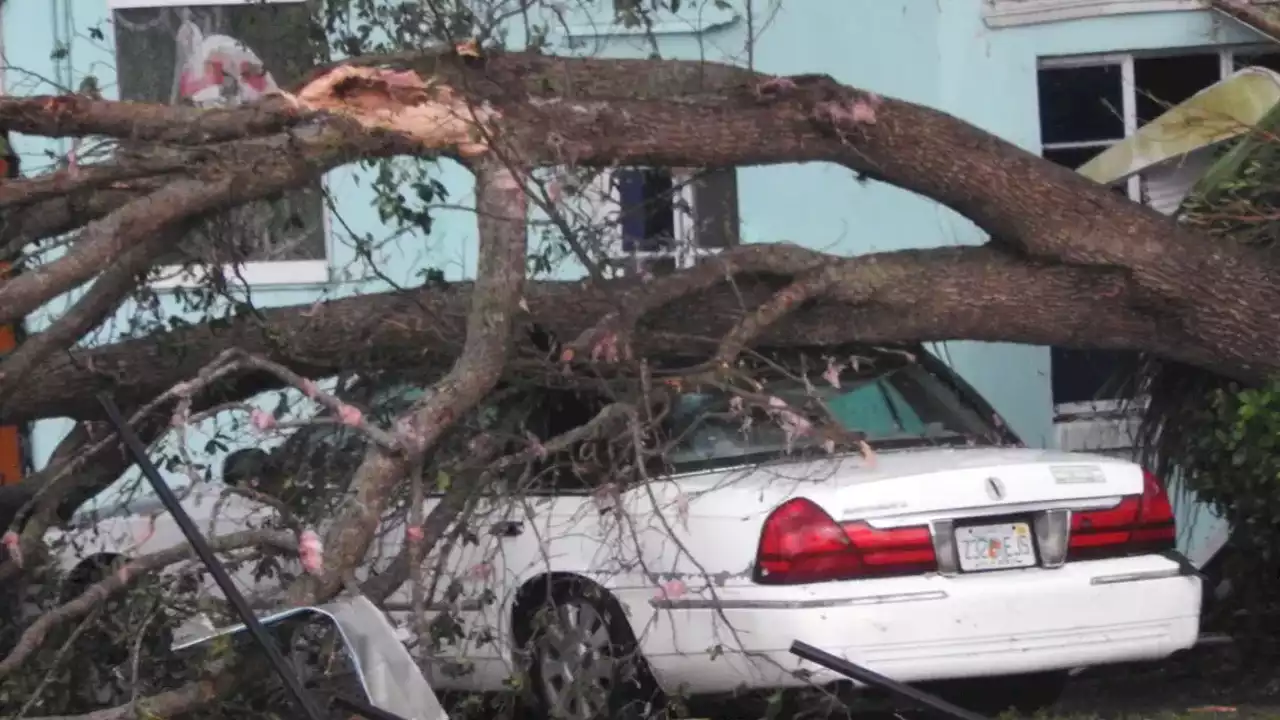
(664, 362), (1001, 470)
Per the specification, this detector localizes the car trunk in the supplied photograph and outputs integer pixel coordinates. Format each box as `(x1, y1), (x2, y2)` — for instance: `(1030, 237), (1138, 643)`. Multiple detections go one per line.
(681, 446), (1143, 526)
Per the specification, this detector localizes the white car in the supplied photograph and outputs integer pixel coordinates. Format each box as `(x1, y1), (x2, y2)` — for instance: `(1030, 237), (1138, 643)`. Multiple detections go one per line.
(51, 344), (1201, 718)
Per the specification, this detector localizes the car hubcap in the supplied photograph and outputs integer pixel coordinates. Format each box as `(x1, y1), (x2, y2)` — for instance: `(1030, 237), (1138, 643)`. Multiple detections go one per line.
(537, 601), (614, 720)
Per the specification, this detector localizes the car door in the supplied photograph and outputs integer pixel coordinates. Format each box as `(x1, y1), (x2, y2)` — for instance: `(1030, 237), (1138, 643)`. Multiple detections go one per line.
(407, 390), (544, 692)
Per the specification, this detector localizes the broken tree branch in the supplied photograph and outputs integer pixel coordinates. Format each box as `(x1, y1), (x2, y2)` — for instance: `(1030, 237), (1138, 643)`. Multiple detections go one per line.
(287, 158), (531, 603)
(0, 529), (295, 679)
(2, 244), (1237, 426)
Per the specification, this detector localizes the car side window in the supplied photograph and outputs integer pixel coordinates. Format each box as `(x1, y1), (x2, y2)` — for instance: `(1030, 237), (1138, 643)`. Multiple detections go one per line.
(523, 388), (620, 495)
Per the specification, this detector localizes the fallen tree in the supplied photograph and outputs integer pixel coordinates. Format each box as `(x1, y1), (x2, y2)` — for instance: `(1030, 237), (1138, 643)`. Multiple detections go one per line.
(0, 53), (1275, 417)
(2, 3), (1279, 717)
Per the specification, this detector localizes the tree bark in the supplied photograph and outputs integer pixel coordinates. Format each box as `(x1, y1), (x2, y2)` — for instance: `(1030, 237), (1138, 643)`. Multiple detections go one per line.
(0, 51), (1274, 400)
(1, 244), (1240, 426)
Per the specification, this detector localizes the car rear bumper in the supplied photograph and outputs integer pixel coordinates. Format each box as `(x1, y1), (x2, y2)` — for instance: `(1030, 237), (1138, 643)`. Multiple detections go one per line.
(618, 554), (1201, 695)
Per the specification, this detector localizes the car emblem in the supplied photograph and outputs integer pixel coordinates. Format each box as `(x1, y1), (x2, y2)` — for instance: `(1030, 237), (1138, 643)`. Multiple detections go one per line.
(985, 476), (1006, 501)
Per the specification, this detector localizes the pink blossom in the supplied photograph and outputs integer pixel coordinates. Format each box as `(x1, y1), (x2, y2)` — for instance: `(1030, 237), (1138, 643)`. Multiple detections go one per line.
(823, 359), (843, 389)
(654, 579), (687, 600)
(675, 491), (690, 530)
(592, 482), (619, 512)
(851, 93), (882, 124)
(298, 529), (324, 576)
(768, 396), (787, 409)
(777, 409), (812, 452)
(2, 531), (21, 568)
(133, 516), (158, 548)
(337, 404), (363, 427)
(115, 565), (131, 585)
(525, 430), (548, 459)
(858, 440), (878, 468)
(250, 408), (276, 432)
(406, 525), (424, 543)
(591, 331), (619, 363)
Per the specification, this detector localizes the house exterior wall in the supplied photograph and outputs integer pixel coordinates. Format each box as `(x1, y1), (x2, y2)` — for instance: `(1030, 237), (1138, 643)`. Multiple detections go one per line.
(0, 1), (1258, 556)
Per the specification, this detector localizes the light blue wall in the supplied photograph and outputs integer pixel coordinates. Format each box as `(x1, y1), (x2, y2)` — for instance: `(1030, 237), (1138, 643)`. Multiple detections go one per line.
(4, 0), (1267, 479)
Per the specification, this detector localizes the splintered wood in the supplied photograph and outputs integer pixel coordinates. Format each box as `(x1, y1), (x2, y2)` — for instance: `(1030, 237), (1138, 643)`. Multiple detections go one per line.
(285, 65), (498, 157)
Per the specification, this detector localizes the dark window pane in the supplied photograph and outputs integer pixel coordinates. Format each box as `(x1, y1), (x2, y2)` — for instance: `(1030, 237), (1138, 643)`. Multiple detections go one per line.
(1234, 52), (1280, 73)
(1051, 348), (1140, 404)
(1044, 146), (1129, 196)
(1135, 54), (1221, 125)
(1038, 65), (1125, 144)
(1043, 145), (1108, 171)
(691, 167), (740, 249)
(618, 168), (675, 253)
(114, 4), (326, 266)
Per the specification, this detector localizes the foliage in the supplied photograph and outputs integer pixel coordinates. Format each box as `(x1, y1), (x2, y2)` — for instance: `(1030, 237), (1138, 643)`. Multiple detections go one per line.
(1182, 378), (1280, 547)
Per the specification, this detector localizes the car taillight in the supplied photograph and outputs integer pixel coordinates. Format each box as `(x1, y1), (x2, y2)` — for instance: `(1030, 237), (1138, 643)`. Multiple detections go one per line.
(753, 498), (936, 584)
(1067, 469), (1176, 561)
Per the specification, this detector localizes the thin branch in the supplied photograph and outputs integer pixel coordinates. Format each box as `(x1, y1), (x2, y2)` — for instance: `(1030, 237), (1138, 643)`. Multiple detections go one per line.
(0, 93), (306, 144)
(289, 158), (531, 604)
(225, 349), (403, 450)
(0, 226), (189, 405)
(0, 529), (295, 679)
(20, 660), (234, 720)
(0, 125), (408, 328)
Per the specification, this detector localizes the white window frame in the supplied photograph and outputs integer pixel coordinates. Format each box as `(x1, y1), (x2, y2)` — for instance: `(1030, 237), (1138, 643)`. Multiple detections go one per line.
(1039, 44), (1279, 203)
(1039, 44), (1274, 425)
(985, 0), (1205, 28)
(588, 168), (725, 276)
(1038, 52), (1141, 202)
(108, 0), (329, 289)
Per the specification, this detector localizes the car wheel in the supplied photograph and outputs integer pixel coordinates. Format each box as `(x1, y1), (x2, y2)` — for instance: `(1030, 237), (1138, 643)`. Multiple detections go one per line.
(922, 670), (1068, 716)
(519, 579), (662, 720)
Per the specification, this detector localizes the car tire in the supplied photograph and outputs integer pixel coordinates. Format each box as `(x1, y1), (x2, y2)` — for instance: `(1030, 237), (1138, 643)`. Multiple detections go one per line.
(517, 578), (663, 720)
(922, 670), (1068, 716)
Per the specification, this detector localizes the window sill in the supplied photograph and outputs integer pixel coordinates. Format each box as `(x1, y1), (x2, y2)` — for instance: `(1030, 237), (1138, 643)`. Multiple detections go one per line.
(547, 2), (739, 38)
(984, 0), (1205, 27)
(148, 259), (330, 290)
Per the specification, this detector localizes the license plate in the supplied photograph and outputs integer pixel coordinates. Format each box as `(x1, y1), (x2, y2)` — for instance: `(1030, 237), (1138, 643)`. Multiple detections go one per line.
(955, 521), (1036, 572)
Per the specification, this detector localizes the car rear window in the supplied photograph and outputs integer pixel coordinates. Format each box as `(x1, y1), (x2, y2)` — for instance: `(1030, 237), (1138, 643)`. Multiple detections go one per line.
(664, 362), (1001, 470)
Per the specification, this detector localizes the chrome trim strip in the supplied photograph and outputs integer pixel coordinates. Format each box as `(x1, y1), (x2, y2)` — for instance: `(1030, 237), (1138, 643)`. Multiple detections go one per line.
(1090, 568), (1182, 585)
(931, 519), (959, 576)
(649, 589), (947, 610)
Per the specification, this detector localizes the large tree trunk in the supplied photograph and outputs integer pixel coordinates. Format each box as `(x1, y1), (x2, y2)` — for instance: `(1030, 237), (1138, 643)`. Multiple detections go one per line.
(0, 244), (1255, 425)
(0, 52), (1274, 428)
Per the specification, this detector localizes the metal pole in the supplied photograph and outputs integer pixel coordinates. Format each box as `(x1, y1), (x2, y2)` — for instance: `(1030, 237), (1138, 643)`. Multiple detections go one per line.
(97, 393), (329, 720)
(789, 640), (991, 720)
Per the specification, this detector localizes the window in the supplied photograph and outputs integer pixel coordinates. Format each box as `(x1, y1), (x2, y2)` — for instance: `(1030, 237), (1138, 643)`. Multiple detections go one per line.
(109, 0), (328, 288)
(662, 358), (1000, 473)
(595, 167), (739, 277)
(1036, 46), (1280, 407)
